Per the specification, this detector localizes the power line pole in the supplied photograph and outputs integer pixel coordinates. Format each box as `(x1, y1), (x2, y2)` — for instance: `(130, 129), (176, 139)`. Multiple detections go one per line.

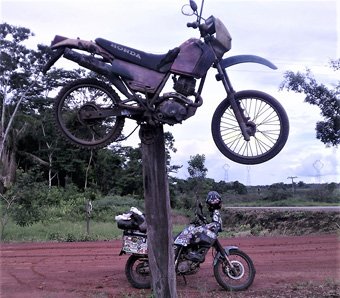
(287, 176), (297, 194)
(313, 160), (324, 184)
(223, 164), (230, 182)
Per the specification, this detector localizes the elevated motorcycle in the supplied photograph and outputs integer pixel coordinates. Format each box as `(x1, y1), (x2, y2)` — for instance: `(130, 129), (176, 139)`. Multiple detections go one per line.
(43, 0), (289, 164)
(116, 204), (256, 291)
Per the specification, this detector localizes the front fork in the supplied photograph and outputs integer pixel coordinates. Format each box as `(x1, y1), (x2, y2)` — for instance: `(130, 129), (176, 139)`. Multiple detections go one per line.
(215, 62), (251, 141)
(213, 239), (238, 274)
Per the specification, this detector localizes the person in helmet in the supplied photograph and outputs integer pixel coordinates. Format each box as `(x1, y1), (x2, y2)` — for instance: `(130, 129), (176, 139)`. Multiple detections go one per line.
(206, 191), (223, 232)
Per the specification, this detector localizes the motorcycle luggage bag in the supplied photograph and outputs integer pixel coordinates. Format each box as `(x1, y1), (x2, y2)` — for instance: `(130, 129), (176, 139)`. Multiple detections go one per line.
(117, 211), (147, 232)
(117, 219), (139, 230)
(170, 38), (215, 79)
(122, 230), (148, 254)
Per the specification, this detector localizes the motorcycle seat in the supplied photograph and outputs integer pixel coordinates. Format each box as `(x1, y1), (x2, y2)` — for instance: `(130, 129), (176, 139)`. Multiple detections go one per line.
(95, 38), (180, 73)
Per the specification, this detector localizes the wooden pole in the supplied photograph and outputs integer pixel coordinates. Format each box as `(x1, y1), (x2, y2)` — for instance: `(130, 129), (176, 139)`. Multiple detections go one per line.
(140, 124), (177, 298)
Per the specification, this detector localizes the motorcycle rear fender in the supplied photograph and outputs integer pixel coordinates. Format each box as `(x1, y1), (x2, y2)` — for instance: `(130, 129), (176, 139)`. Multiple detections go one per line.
(51, 36), (114, 59)
(213, 245), (238, 266)
(43, 35), (114, 74)
(220, 54), (277, 70)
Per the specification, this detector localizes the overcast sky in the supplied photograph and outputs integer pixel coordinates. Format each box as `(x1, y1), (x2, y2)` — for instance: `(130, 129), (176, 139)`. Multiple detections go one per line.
(1, 0), (339, 186)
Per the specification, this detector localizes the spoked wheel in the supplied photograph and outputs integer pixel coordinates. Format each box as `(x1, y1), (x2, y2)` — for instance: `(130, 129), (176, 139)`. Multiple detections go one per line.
(54, 78), (125, 150)
(212, 90), (289, 164)
(214, 249), (255, 291)
(125, 255), (151, 289)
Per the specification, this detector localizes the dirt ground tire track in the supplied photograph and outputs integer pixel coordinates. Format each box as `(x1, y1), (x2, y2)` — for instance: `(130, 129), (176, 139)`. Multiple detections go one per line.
(1, 234), (339, 298)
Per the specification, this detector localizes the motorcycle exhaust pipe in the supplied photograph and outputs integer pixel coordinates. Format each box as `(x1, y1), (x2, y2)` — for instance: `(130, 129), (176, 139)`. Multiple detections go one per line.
(63, 48), (134, 81)
(63, 48), (133, 98)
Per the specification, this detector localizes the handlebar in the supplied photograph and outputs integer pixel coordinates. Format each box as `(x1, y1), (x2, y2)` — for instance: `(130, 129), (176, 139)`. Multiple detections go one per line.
(192, 211), (207, 226)
(198, 213), (207, 223)
(187, 21), (212, 39)
(187, 21), (198, 28)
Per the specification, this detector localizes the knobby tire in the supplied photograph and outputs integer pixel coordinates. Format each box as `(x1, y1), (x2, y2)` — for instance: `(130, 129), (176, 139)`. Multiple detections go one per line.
(211, 90), (289, 164)
(54, 78), (125, 150)
(125, 255), (151, 289)
(214, 249), (256, 291)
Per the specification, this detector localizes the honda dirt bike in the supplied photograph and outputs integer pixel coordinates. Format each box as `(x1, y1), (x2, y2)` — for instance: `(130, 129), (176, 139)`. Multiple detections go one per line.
(43, 0), (289, 165)
(116, 204), (256, 291)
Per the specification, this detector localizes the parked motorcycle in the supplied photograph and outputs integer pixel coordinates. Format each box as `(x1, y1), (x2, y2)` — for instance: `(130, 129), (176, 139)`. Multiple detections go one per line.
(116, 203), (255, 291)
(43, 0), (289, 164)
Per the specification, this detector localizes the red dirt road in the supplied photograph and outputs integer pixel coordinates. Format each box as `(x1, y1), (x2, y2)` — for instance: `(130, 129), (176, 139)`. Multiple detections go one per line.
(1, 234), (339, 297)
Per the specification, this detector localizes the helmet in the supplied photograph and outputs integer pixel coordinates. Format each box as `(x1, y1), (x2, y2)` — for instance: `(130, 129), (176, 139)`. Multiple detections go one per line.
(206, 191), (222, 211)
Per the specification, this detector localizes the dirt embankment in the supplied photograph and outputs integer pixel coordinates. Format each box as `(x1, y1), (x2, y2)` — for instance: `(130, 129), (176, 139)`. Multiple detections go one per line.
(222, 209), (340, 237)
(172, 208), (340, 237)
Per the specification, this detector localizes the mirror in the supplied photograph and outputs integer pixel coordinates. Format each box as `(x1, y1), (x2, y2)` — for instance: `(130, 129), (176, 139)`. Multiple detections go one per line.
(198, 201), (203, 213)
(190, 0), (198, 12)
(181, 4), (194, 16)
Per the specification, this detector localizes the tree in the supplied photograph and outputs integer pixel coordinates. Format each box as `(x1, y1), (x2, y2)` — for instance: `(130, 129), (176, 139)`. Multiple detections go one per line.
(0, 23), (86, 190)
(187, 154), (208, 180)
(280, 59), (340, 147)
(164, 131), (182, 174)
(187, 154), (208, 200)
(231, 180), (247, 194)
(0, 23), (37, 188)
(93, 145), (125, 194)
(116, 146), (144, 198)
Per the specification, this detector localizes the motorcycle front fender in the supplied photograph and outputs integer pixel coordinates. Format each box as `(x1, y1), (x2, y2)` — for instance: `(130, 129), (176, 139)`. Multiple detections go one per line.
(213, 245), (238, 266)
(220, 54), (277, 70)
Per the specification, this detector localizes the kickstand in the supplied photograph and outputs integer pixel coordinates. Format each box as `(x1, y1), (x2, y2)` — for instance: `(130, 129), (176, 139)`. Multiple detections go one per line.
(182, 275), (187, 285)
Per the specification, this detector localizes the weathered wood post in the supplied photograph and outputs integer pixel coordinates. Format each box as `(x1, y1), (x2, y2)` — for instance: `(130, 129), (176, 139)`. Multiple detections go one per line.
(139, 124), (177, 298)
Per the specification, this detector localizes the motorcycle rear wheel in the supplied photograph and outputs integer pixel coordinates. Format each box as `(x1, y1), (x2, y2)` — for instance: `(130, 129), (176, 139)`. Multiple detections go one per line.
(211, 90), (289, 164)
(125, 255), (151, 289)
(214, 249), (255, 291)
(54, 78), (125, 150)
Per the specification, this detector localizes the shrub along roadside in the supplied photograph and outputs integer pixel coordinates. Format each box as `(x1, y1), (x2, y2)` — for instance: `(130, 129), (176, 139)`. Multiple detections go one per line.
(1, 177), (339, 242)
(1, 209), (339, 243)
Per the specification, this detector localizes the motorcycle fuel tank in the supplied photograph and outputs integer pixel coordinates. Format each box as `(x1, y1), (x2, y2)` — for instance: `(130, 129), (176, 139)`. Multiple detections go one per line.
(171, 38), (215, 79)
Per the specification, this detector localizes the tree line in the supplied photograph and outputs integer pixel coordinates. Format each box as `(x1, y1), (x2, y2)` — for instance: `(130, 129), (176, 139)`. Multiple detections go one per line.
(0, 23), (249, 229)
(0, 23), (150, 195)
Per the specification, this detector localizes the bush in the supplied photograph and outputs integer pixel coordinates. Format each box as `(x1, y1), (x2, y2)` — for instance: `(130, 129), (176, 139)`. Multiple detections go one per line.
(263, 189), (292, 201)
(306, 187), (340, 204)
(6, 170), (146, 227)
(7, 170), (90, 226)
(90, 195), (145, 222)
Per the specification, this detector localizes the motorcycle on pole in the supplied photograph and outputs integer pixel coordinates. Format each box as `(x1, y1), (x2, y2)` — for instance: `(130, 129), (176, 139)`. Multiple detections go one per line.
(43, 0), (289, 165)
(116, 203), (256, 291)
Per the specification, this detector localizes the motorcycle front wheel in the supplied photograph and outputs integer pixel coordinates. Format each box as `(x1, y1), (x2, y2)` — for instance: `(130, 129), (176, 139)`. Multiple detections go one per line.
(125, 255), (151, 289)
(54, 78), (125, 150)
(211, 90), (289, 164)
(214, 249), (255, 291)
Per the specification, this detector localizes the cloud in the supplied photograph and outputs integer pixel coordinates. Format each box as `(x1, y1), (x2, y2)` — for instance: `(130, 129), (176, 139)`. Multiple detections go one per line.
(288, 148), (339, 182)
(2, 0), (338, 186)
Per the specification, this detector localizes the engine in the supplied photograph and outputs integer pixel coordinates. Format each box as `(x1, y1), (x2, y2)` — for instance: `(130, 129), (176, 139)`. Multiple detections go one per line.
(173, 75), (196, 96)
(176, 246), (207, 274)
(154, 75), (202, 125)
(157, 97), (187, 123)
(177, 259), (200, 274)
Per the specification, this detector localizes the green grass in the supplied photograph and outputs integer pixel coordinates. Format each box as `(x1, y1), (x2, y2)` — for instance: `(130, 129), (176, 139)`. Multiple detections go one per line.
(1, 220), (123, 242)
(1, 220), (194, 243)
